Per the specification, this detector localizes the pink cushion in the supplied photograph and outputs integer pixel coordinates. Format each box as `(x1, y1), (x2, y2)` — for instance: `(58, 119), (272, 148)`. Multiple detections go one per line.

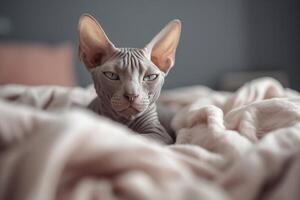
(0, 42), (75, 86)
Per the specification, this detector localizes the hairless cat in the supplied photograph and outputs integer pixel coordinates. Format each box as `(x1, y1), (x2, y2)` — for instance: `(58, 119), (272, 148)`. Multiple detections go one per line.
(78, 14), (181, 144)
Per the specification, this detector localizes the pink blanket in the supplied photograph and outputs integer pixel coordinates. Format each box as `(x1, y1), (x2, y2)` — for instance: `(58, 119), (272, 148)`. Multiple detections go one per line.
(1, 77), (300, 200)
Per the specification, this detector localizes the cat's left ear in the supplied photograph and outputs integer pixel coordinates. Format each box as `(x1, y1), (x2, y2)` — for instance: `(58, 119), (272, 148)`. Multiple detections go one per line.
(145, 19), (181, 74)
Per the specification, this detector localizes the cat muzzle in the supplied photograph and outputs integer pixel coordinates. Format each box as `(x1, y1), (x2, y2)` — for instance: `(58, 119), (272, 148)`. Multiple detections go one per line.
(123, 94), (139, 103)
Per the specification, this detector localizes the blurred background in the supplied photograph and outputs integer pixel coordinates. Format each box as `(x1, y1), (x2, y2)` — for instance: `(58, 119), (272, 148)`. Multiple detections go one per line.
(0, 0), (299, 91)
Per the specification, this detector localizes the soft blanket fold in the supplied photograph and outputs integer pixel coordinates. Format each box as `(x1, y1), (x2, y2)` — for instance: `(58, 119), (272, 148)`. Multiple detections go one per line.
(1, 77), (300, 200)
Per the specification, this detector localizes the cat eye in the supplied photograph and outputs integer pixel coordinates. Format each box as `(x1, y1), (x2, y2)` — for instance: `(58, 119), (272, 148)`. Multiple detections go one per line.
(143, 74), (158, 81)
(103, 71), (120, 80)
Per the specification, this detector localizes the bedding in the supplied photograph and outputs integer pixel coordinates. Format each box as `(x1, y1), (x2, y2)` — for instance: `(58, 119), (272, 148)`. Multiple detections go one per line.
(0, 77), (300, 200)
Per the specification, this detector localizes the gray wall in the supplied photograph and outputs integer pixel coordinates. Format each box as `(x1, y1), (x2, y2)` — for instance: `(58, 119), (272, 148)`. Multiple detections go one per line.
(0, 0), (299, 90)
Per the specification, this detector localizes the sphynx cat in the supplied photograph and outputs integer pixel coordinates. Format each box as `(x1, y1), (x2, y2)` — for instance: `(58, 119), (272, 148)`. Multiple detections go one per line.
(78, 14), (181, 144)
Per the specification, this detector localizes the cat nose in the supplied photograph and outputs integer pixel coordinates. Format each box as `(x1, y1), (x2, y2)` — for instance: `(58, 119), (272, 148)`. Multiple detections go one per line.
(124, 93), (139, 102)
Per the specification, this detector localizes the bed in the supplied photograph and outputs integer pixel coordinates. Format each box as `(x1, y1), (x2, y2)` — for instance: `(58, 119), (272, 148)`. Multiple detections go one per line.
(0, 77), (300, 200)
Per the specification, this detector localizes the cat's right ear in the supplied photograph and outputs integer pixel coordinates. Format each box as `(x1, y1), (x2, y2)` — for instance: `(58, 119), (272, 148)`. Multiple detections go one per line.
(78, 14), (116, 70)
(145, 19), (181, 74)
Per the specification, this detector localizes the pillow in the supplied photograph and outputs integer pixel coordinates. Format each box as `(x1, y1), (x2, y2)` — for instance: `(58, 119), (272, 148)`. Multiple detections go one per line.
(0, 42), (75, 86)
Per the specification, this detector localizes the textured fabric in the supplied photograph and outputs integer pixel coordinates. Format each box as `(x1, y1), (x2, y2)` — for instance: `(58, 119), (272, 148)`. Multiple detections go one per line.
(1, 77), (300, 200)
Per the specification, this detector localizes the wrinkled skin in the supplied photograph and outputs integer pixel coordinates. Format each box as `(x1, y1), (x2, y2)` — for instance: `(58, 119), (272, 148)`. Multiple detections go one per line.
(78, 14), (181, 144)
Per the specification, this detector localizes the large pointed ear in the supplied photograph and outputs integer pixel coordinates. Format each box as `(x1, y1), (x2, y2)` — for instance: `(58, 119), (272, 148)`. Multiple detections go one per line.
(78, 14), (117, 70)
(145, 19), (181, 74)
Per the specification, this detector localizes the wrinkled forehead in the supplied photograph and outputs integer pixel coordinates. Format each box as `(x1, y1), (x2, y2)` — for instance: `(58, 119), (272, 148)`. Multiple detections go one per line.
(105, 48), (160, 74)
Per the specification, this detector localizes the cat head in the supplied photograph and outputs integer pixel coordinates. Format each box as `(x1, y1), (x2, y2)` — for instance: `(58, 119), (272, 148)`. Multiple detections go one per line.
(78, 14), (181, 120)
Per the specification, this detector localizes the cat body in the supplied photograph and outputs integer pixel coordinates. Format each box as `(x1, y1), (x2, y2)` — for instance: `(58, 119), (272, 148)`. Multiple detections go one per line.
(78, 14), (181, 144)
